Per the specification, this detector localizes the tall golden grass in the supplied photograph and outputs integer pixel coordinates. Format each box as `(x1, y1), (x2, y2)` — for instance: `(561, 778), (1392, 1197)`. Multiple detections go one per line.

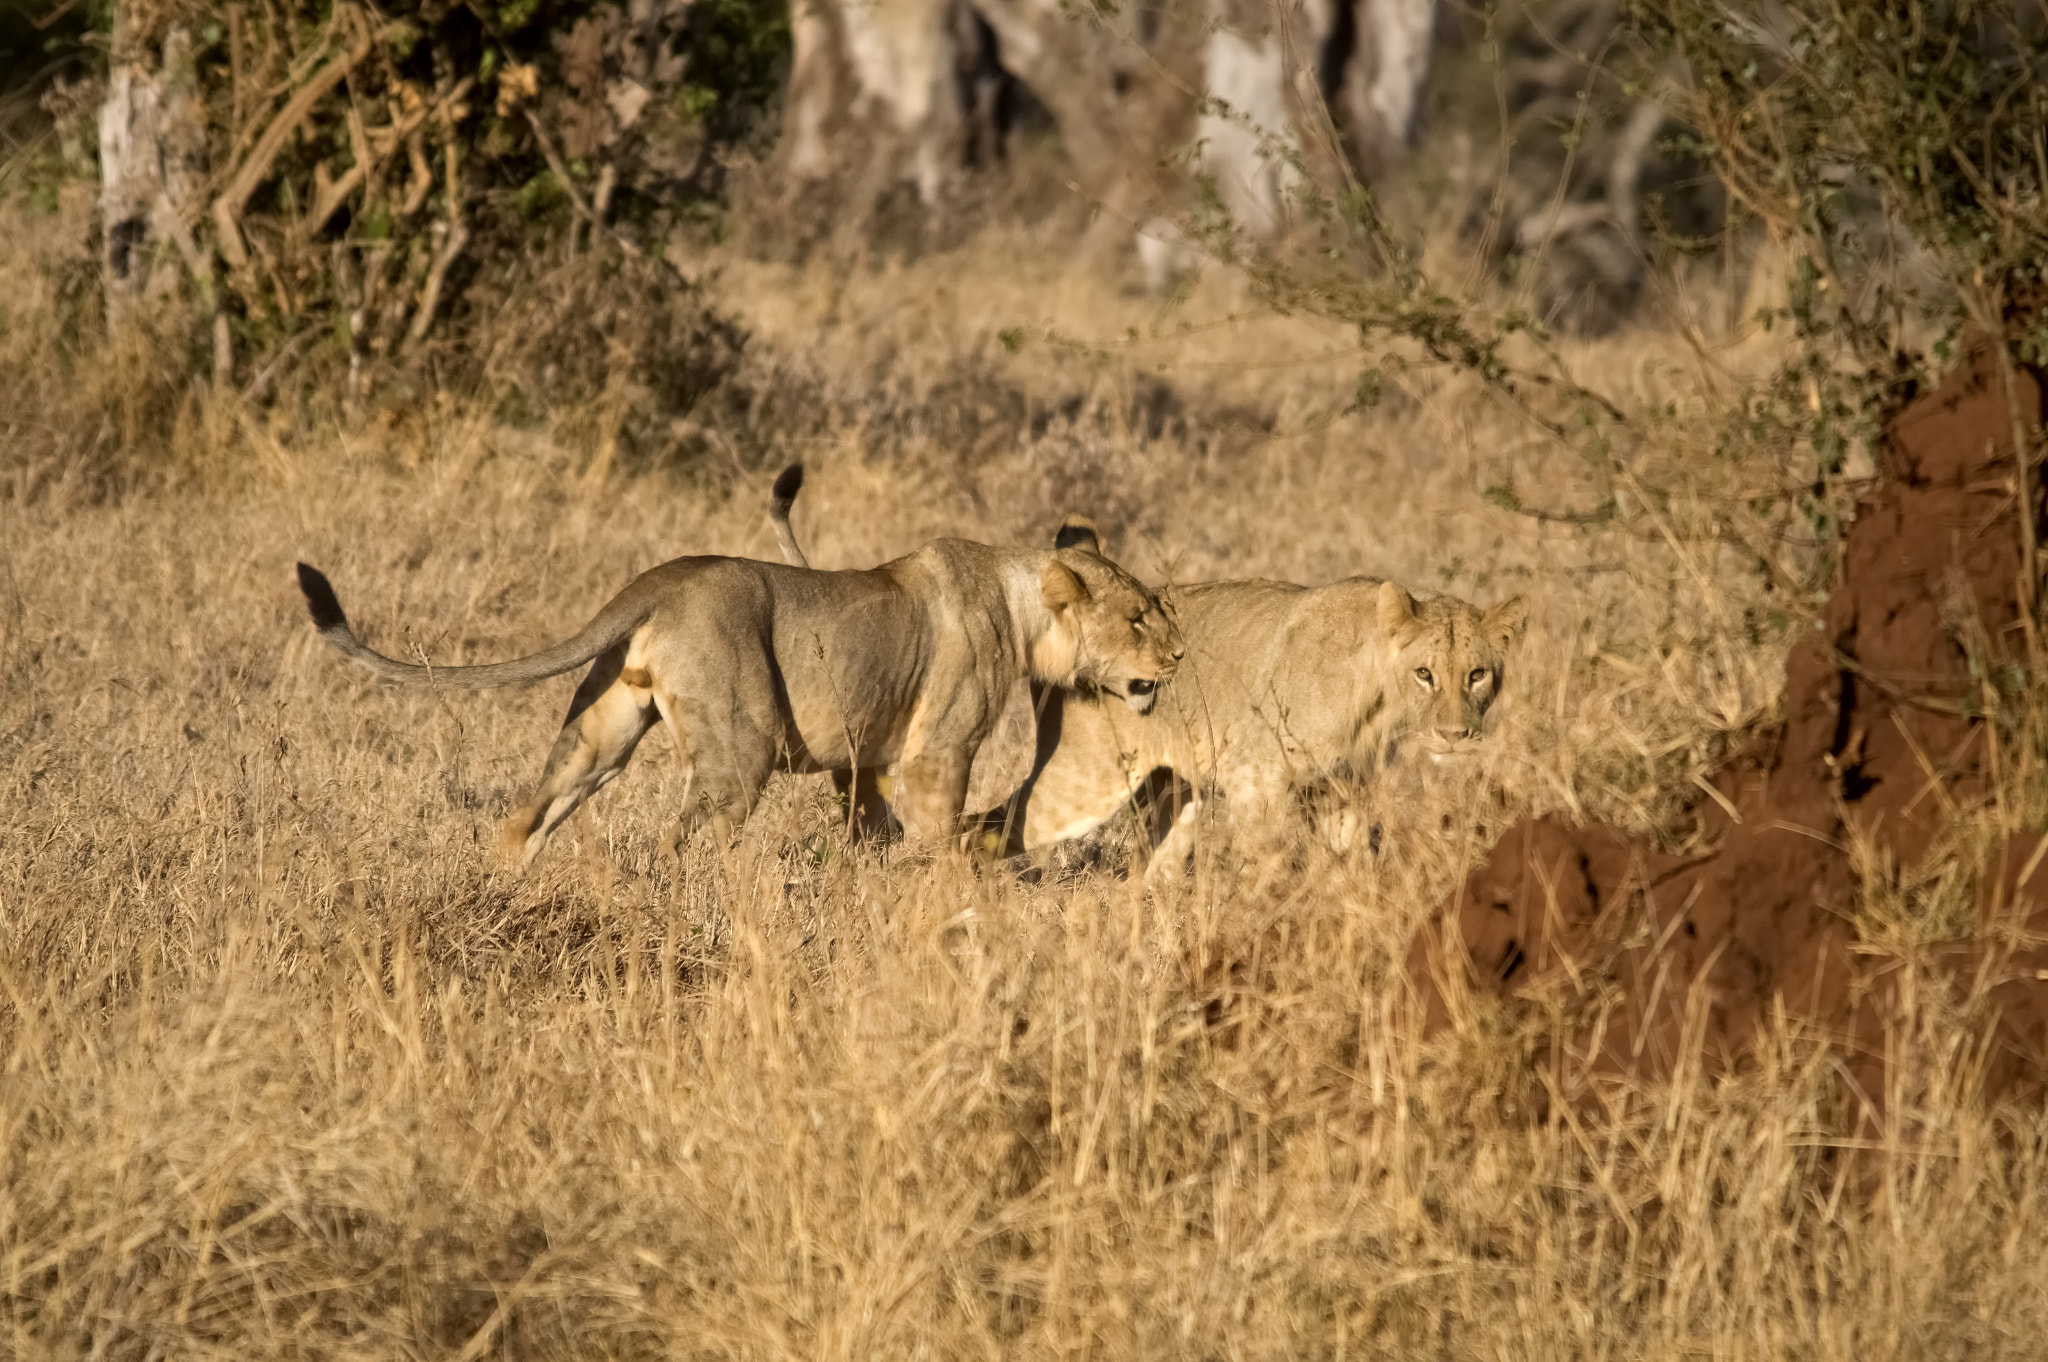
(5, 175), (2046, 1357)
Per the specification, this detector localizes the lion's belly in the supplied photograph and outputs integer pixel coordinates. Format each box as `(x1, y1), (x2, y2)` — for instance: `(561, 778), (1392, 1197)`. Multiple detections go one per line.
(770, 678), (918, 771)
(765, 587), (928, 771)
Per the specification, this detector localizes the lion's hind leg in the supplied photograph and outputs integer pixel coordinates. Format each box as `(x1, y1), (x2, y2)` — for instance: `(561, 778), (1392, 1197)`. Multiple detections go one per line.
(650, 686), (779, 860)
(499, 646), (660, 868)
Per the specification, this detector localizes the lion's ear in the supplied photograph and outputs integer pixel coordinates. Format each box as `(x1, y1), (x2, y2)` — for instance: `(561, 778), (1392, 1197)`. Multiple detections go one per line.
(1041, 559), (1092, 611)
(1484, 596), (1528, 650)
(1053, 515), (1102, 554)
(1376, 581), (1418, 637)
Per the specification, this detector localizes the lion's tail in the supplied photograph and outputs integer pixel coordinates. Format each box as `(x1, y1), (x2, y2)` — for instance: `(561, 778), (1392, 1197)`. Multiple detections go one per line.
(295, 562), (653, 689)
(768, 463), (810, 569)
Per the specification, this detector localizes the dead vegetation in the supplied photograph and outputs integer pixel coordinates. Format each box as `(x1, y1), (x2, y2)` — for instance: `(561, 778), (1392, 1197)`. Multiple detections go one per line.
(8, 0), (2048, 1345)
(7, 182), (2048, 1352)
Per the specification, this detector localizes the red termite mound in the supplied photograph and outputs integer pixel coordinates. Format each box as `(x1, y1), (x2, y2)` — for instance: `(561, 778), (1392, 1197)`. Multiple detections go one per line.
(1411, 343), (2048, 1111)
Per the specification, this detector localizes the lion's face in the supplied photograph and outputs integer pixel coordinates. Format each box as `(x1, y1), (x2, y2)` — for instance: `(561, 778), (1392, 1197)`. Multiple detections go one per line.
(1377, 582), (1527, 746)
(1039, 550), (1183, 714)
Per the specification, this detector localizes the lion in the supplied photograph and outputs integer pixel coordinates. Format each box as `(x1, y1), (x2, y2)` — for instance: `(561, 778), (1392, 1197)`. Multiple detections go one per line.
(295, 478), (1182, 867)
(1011, 567), (1526, 875)
(770, 482), (1523, 876)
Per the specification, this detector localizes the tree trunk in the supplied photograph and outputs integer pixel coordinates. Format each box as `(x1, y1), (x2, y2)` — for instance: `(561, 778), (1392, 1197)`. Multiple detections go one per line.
(970, 0), (1196, 210)
(782, 0), (966, 207)
(774, 0), (1434, 247)
(1194, 0), (1434, 235)
(98, 14), (211, 343)
(1333, 0), (1435, 184)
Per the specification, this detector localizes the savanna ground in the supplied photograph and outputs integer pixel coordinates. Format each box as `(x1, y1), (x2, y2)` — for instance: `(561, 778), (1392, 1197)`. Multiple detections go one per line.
(6, 147), (2048, 1356)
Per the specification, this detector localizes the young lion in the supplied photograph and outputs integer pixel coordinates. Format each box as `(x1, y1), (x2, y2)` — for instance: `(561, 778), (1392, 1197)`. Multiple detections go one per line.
(770, 479), (1522, 875)
(1011, 564), (1525, 875)
(295, 505), (1181, 867)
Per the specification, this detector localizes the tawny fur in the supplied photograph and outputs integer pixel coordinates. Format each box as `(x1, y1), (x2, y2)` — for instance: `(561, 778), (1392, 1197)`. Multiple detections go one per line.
(296, 532), (1181, 867)
(1011, 577), (1525, 874)
(772, 482), (1523, 875)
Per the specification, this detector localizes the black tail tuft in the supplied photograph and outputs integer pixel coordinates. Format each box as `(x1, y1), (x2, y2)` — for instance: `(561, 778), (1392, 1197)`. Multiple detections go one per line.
(296, 562), (349, 634)
(1053, 514), (1102, 553)
(771, 462), (804, 510)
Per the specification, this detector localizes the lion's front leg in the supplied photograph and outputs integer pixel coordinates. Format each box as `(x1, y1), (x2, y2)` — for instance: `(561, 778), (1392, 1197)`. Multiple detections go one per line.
(889, 751), (974, 850)
(1141, 790), (1205, 884)
(831, 766), (902, 841)
(1016, 695), (1146, 850)
(1140, 768), (1282, 881)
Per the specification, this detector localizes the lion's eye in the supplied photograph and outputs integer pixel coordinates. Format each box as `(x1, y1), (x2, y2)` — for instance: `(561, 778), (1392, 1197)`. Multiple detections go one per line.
(1469, 667), (1491, 688)
(1414, 667), (1434, 688)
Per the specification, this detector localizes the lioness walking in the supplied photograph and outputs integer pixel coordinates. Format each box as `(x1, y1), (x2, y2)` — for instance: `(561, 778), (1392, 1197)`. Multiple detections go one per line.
(295, 496), (1181, 866)
(1012, 559), (1525, 874)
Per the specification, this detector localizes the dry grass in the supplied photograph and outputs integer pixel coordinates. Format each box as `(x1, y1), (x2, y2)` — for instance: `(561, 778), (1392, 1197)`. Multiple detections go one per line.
(5, 187), (2048, 1358)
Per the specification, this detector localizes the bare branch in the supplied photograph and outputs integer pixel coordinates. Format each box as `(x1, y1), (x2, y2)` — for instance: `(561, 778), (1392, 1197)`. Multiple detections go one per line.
(212, 24), (383, 269)
(243, 323), (321, 402)
(300, 77), (474, 241)
(405, 219), (469, 349)
(521, 107), (595, 226)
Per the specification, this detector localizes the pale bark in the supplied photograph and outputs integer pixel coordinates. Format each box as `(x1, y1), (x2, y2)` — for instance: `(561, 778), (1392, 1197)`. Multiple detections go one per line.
(783, 0), (965, 205)
(776, 0), (1440, 242)
(1200, 0), (1301, 236)
(1334, 0), (1434, 183)
(98, 20), (208, 336)
(1193, 0), (1434, 236)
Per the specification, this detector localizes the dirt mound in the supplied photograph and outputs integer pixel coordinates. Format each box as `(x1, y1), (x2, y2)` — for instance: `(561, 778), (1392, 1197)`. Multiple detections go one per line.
(1412, 343), (2048, 1111)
